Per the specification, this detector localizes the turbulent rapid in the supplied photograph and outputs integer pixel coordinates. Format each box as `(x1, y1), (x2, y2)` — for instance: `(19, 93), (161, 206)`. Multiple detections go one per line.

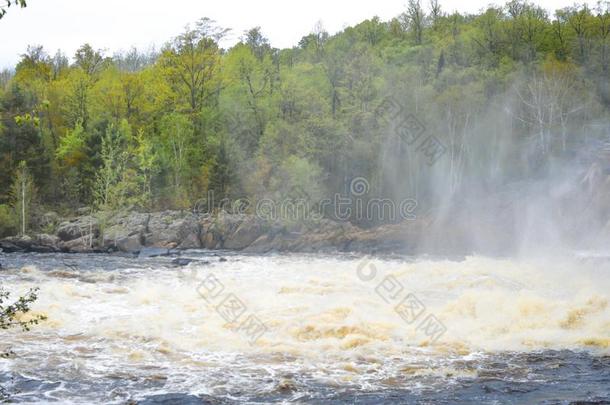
(0, 252), (609, 404)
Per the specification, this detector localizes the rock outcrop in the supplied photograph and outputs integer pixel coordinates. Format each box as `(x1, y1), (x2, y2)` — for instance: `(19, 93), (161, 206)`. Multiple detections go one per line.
(0, 234), (60, 253)
(57, 216), (100, 242)
(0, 210), (423, 255)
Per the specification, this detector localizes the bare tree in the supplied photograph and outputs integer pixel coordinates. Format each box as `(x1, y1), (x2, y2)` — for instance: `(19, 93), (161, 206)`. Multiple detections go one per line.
(512, 63), (586, 153)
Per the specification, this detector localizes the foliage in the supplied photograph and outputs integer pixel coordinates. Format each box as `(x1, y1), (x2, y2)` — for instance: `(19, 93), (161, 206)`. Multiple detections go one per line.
(0, 1), (608, 227)
(9, 161), (35, 235)
(0, 286), (46, 401)
(0, 204), (17, 237)
(56, 121), (86, 166)
(0, 287), (46, 331)
(0, 0), (26, 20)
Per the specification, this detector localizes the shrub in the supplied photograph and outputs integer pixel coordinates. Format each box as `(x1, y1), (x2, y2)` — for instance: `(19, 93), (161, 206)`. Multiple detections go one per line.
(0, 204), (17, 237)
(0, 287), (47, 401)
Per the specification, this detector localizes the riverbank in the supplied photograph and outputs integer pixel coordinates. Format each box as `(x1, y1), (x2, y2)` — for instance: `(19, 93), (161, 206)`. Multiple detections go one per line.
(3, 178), (609, 256)
(0, 210), (429, 255)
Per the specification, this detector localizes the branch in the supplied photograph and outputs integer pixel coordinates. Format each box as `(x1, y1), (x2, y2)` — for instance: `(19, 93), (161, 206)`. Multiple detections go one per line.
(0, 0), (27, 19)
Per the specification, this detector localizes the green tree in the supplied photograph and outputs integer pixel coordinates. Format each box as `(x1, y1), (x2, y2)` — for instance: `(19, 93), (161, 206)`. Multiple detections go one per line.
(94, 122), (127, 209)
(161, 18), (227, 114)
(10, 161), (35, 235)
(74, 44), (106, 76)
(56, 120), (86, 166)
(159, 113), (194, 207)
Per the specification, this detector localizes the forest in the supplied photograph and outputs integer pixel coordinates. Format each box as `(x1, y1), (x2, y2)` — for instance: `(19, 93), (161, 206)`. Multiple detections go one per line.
(1, 0), (609, 236)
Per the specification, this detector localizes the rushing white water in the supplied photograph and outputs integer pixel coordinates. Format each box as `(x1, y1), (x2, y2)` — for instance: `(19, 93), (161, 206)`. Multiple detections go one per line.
(0, 252), (609, 403)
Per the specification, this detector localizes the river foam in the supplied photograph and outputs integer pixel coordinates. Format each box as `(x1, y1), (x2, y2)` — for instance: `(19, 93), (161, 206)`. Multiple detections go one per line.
(0, 252), (608, 403)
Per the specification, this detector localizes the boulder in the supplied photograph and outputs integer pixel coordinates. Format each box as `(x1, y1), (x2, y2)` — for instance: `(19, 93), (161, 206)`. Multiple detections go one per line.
(223, 216), (266, 250)
(35, 233), (60, 249)
(243, 234), (275, 253)
(0, 236), (31, 252)
(144, 212), (200, 247)
(145, 211), (184, 235)
(115, 234), (143, 253)
(102, 224), (131, 248)
(171, 258), (193, 266)
(0, 234), (60, 253)
(341, 221), (419, 254)
(117, 212), (150, 230)
(201, 231), (222, 249)
(102, 225), (144, 249)
(99, 211), (150, 250)
(57, 216), (99, 241)
(59, 235), (97, 253)
(199, 212), (249, 249)
(178, 233), (201, 249)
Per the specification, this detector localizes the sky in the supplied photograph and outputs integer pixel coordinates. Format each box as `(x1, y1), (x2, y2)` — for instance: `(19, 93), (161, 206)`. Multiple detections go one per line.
(0, 0), (598, 68)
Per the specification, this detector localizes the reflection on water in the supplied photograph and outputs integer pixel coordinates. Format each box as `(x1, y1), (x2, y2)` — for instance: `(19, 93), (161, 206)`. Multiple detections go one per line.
(0, 252), (608, 404)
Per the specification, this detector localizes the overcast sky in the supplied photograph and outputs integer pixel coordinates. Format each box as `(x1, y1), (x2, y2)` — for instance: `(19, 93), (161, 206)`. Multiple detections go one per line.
(0, 0), (597, 68)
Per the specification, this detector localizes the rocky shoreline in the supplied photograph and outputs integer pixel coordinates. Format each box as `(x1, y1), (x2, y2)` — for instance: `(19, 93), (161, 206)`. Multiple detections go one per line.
(0, 210), (426, 256)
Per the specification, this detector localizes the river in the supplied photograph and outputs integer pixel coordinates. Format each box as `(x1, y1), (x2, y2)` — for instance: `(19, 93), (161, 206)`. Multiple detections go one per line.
(0, 251), (608, 404)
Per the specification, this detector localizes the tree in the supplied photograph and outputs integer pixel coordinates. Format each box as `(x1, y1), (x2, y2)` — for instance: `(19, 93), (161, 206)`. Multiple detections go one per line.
(50, 50), (69, 79)
(243, 27), (271, 60)
(161, 18), (227, 114)
(132, 128), (156, 206)
(208, 137), (237, 199)
(113, 46), (158, 72)
(472, 7), (505, 65)
(315, 36), (344, 119)
(0, 287), (45, 331)
(56, 120), (86, 167)
(159, 113), (194, 206)
(594, 1), (610, 73)
(10, 161), (35, 235)
(15, 45), (51, 83)
(74, 44), (106, 76)
(62, 68), (92, 128)
(402, 0), (425, 45)
(518, 59), (588, 152)
(0, 203), (17, 237)
(563, 4), (594, 63)
(429, 0), (442, 30)
(225, 43), (277, 143)
(0, 286), (46, 401)
(520, 4), (549, 63)
(553, 9), (570, 60)
(94, 122), (127, 209)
